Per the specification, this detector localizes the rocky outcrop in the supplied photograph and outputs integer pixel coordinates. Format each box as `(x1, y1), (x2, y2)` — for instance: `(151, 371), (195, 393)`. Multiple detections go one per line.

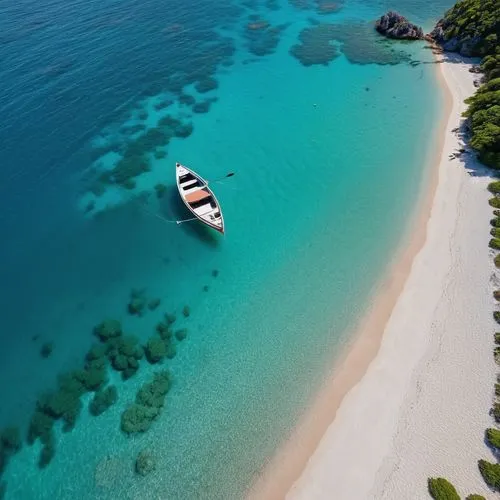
(375, 11), (424, 40)
(428, 18), (483, 56)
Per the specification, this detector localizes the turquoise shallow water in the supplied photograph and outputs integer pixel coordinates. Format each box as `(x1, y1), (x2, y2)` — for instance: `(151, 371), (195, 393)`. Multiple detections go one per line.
(0, 0), (452, 498)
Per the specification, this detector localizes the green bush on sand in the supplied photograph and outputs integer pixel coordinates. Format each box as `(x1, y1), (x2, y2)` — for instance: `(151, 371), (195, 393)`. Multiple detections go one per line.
(489, 197), (500, 209)
(478, 459), (500, 490)
(427, 477), (460, 500)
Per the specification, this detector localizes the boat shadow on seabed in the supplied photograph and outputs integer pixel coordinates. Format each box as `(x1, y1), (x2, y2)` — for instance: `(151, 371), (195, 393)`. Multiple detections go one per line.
(158, 187), (221, 247)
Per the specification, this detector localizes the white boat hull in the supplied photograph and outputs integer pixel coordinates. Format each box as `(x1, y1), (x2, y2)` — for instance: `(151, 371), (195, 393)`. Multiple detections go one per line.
(175, 162), (225, 234)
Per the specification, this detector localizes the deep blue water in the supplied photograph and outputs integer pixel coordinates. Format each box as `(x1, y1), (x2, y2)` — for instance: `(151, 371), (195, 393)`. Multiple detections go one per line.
(0, 0), (454, 497)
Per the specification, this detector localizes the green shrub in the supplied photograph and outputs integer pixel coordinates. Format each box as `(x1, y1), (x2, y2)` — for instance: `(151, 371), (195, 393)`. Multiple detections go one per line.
(490, 197), (500, 209)
(490, 217), (500, 227)
(478, 459), (500, 489)
(486, 428), (500, 448)
(427, 477), (460, 500)
(466, 495), (486, 500)
(494, 311), (500, 324)
(489, 238), (500, 249)
(489, 181), (500, 194)
(494, 210), (500, 217)
(492, 400), (500, 421)
(495, 332), (500, 344)
(493, 253), (500, 268)
(494, 291), (500, 301)
(491, 228), (500, 238)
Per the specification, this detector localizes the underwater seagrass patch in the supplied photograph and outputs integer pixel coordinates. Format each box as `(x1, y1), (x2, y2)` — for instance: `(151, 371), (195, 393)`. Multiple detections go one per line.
(290, 21), (412, 66)
(244, 16), (289, 57)
(290, 24), (340, 66)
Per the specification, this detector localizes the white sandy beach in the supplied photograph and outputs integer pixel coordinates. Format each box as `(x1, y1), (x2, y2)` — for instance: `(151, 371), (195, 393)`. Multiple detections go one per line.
(283, 55), (498, 499)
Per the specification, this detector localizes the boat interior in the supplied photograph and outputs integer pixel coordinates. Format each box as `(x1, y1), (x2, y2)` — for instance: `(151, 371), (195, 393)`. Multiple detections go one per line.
(177, 167), (222, 226)
(179, 172), (202, 190)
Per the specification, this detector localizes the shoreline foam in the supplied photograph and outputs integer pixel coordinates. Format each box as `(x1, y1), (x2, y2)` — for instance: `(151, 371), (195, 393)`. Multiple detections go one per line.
(248, 53), (496, 499)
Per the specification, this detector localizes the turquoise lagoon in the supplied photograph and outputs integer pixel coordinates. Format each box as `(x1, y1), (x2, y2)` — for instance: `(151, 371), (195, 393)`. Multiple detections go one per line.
(0, 0), (453, 498)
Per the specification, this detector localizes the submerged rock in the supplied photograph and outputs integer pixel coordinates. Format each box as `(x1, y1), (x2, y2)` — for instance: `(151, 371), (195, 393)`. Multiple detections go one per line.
(135, 449), (156, 476)
(40, 342), (54, 359)
(375, 11), (423, 40)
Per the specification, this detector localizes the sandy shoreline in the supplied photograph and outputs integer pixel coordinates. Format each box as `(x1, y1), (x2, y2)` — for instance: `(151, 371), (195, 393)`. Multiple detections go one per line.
(248, 54), (497, 499)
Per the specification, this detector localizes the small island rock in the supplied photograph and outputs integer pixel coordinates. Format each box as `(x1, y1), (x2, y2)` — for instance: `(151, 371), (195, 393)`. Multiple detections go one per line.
(375, 11), (424, 40)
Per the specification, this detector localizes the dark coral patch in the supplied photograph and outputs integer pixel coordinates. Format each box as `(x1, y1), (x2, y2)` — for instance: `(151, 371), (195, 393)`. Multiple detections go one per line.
(192, 99), (214, 114)
(244, 19), (287, 57)
(179, 93), (196, 106)
(327, 22), (411, 65)
(316, 0), (342, 14)
(290, 24), (340, 66)
(195, 77), (218, 93)
(154, 99), (173, 111)
(291, 22), (410, 66)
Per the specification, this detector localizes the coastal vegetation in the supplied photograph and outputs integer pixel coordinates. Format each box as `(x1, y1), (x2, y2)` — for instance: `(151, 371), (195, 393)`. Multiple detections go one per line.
(478, 459), (500, 489)
(427, 477), (460, 499)
(486, 427), (500, 448)
(430, 0), (499, 169)
(422, 0), (500, 497)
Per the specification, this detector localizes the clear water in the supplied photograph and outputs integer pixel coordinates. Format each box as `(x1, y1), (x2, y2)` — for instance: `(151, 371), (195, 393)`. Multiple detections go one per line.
(0, 0), (452, 498)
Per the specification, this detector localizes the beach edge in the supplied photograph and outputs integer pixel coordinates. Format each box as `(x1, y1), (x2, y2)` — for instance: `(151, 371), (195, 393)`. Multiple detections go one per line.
(247, 50), (492, 499)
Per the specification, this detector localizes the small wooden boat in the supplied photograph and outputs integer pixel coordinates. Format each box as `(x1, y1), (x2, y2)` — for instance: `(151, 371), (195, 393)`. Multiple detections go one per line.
(175, 162), (225, 234)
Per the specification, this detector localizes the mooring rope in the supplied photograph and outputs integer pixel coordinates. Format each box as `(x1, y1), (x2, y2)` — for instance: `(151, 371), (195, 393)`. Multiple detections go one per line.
(137, 203), (199, 225)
